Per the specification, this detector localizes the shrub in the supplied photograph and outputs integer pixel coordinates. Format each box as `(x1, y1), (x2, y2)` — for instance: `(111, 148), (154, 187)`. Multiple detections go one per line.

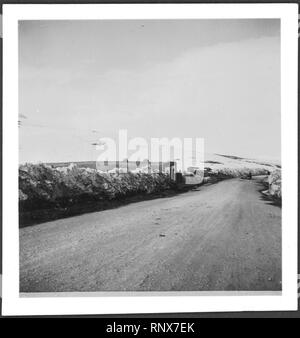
(19, 163), (174, 212)
(268, 169), (281, 199)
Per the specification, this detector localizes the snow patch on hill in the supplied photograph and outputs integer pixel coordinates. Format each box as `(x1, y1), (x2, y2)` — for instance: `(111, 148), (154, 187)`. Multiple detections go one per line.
(202, 153), (280, 178)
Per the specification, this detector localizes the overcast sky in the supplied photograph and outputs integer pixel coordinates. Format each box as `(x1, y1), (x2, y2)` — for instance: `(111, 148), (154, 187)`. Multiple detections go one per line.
(19, 19), (280, 163)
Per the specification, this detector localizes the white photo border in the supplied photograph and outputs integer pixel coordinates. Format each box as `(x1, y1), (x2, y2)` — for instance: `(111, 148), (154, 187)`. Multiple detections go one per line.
(2, 4), (298, 315)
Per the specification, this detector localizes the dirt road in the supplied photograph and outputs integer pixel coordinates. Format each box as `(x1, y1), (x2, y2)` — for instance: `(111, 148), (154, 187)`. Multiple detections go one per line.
(20, 178), (281, 292)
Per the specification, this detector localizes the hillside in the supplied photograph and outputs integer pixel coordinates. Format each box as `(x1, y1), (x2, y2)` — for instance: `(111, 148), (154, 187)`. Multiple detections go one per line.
(203, 153), (280, 178)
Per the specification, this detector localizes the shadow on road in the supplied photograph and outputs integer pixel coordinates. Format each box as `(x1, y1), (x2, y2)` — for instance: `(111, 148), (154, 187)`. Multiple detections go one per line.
(19, 186), (201, 228)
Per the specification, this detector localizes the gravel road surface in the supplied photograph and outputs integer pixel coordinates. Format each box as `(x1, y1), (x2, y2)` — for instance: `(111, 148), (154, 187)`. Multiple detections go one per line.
(20, 177), (281, 292)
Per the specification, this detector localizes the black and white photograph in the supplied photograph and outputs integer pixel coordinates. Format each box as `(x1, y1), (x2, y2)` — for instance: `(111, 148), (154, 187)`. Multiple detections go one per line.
(18, 17), (283, 293)
(1, 4), (298, 315)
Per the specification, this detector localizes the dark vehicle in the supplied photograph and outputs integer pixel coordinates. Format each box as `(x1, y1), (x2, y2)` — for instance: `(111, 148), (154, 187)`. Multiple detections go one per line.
(241, 171), (252, 180)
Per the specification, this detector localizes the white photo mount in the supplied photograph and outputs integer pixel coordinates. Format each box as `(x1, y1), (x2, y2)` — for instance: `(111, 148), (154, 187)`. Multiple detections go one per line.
(2, 3), (298, 315)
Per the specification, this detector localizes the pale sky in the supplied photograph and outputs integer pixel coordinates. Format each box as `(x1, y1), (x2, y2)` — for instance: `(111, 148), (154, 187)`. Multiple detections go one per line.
(19, 19), (280, 163)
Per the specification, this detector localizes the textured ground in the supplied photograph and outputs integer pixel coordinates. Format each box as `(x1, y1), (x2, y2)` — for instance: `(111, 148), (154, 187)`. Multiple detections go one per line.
(20, 177), (281, 292)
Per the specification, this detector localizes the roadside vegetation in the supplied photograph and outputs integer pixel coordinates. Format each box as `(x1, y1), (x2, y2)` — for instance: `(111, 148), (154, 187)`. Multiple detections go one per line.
(19, 163), (176, 226)
(19, 154), (281, 226)
(261, 169), (281, 204)
(19, 163), (174, 211)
